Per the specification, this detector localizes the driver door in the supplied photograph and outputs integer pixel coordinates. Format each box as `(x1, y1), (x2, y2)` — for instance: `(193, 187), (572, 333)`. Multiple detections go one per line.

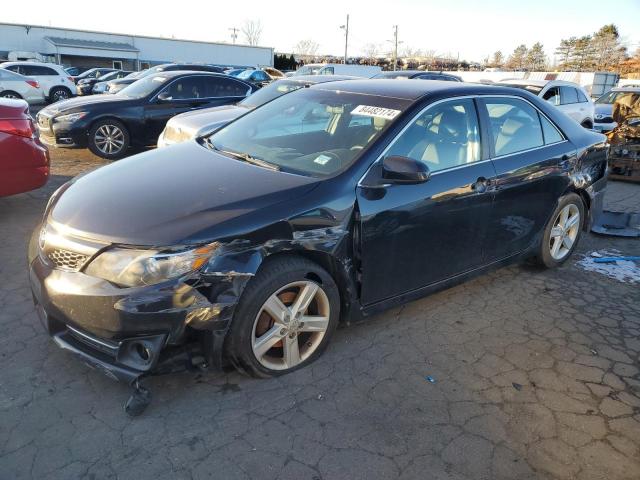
(357, 98), (497, 305)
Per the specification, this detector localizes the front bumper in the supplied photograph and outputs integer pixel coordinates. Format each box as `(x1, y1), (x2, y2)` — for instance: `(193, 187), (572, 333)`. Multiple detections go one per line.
(36, 116), (88, 148)
(28, 231), (241, 382)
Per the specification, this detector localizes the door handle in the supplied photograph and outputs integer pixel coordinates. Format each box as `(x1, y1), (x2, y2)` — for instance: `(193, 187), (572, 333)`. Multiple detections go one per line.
(472, 177), (490, 193)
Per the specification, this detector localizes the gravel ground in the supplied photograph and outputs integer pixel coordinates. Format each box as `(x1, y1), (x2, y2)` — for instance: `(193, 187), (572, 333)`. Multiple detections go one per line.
(1, 147), (639, 480)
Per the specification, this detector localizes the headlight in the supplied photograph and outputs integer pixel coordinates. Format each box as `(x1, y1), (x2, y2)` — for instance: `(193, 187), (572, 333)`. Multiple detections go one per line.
(85, 244), (218, 287)
(54, 112), (87, 123)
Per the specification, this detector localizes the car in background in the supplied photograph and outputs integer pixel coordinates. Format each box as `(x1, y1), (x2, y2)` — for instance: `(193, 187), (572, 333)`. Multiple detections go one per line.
(36, 71), (256, 159)
(236, 69), (275, 88)
(226, 68), (253, 77)
(28, 80), (607, 386)
(158, 75), (356, 147)
(293, 63), (382, 78)
(593, 87), (640, 132)
(105, 70), (147, 94)
(0, 99), (49, 196)
(145, 63), (226, 75)
(72, 67), (117, 84)
(0, 69), (46, 105)
(76, 70), (133, 96)
(64, 66), (90, 77)
(495, 79), (595, 128)
(263, 67), (285, 79)
(0, 62), (76, 103)
(373, 70), (462, 81)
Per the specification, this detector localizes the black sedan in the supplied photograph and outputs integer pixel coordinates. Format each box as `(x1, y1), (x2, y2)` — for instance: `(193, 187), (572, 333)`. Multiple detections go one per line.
(36, 71), (256, 159)
(374, 70), (462, 81)
(29, 80), (607, 403)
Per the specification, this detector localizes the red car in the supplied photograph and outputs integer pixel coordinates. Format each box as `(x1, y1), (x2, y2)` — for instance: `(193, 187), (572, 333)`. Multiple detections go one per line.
(0, 99), (49, 196)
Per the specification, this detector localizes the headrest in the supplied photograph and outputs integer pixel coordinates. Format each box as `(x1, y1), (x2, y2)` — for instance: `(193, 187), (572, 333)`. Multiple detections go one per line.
(500, 117), (525, 136)
(439, 109), (467, 139)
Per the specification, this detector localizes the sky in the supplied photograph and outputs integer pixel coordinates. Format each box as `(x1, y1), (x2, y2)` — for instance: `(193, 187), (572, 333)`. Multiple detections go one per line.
(2, 0), (639, 62)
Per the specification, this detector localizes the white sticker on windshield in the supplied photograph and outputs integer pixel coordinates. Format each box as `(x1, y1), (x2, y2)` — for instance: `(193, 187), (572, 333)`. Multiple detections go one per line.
(314, 154), (332, 165)
(351, 105), (401, 120)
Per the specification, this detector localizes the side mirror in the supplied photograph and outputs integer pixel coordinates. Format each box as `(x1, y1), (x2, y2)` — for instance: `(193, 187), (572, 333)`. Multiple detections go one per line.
(382, 155), (430, 184)
(157, 92), (172, 102)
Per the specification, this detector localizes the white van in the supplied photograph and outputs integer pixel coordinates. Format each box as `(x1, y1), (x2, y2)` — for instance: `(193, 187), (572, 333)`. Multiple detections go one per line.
(294, 63), (381, 78)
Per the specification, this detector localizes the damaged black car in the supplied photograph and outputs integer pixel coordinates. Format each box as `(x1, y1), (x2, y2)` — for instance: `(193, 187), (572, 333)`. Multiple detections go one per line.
(28, 80), (607, 403)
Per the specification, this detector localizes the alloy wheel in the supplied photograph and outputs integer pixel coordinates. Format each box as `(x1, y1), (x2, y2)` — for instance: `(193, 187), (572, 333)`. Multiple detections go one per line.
(251, 281), (330, 371)
(94, 125), (125, 155)
(549, 204), (580, 260)
(52, 90), (69, 101)
(2, 92), (20, 99)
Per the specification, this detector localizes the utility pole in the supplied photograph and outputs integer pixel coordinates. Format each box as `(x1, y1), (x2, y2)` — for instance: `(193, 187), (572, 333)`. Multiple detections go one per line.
(392, 25), (399, 71)
(340, 14), (349, 64)
(228, 27), (239, 44)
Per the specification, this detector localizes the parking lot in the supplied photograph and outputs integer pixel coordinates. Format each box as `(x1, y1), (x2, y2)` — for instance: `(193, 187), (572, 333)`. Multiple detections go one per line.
(0, 147), (638, 480)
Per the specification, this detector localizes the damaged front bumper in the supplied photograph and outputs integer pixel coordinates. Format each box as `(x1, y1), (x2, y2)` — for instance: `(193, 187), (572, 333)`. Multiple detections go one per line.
(28, 240), (252, 384)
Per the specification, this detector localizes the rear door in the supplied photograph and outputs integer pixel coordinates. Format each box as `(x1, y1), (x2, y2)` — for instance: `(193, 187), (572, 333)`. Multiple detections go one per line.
(559, 86), (580, 121)
(357, 97), (497, 305)
(478, 96), (576, 261)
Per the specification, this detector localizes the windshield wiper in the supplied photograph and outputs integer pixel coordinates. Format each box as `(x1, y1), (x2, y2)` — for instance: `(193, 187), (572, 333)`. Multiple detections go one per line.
(203, 139), (280, 171)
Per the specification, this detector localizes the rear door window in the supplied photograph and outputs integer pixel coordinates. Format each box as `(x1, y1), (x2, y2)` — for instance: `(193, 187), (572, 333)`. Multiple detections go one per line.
(203, 77), (250, 97)
(560, 86), (579, 105)
(23, 66), (58, 76)
(483, 98), (544, 156)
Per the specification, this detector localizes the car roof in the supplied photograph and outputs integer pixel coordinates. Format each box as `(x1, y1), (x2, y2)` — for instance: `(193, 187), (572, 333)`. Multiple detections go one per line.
(500, 79), (585, 89)
(310, 79), (517, 100)
(284, 74), (358, 84)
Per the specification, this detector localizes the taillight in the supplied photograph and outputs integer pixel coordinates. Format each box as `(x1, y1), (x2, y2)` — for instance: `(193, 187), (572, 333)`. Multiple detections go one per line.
(26, 79), (40, 89)
(0, 119), (35, 138)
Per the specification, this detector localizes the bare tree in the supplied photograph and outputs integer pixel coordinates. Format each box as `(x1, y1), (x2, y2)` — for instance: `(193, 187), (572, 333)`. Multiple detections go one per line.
(362, 43), (380, 65)
(294, 39), (320, 62)
(242, 20), (262, 46)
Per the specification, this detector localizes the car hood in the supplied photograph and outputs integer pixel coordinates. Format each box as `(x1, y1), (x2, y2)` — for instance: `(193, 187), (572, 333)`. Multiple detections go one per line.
(594, 104), (613, 117)
(49, 141), (320, 245)
(41, 94), (133, 114)
(168, 105), (249, 135)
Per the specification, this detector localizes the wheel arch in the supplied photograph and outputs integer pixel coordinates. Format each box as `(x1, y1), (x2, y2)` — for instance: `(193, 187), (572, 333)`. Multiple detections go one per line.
(0, 90), (22, 99)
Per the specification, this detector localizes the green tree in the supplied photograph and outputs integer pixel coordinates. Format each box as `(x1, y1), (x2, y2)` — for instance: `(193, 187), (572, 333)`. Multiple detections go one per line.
(570, 35), (594, 71)
(506, 44), (528, 70)
(491, 50), (504, 68)
(591, 24), (626, 71)
(526, 42), (547, 70)
(555, 37), (577, 70)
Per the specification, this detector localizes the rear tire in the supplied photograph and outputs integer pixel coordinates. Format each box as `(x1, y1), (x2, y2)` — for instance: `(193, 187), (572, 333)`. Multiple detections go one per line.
(48, 87), (72, 103)
(534, 193), (585, 268)
(88, 119), (130, 159)
(0, 91), (22, 99)
(225, 256), (340, 378)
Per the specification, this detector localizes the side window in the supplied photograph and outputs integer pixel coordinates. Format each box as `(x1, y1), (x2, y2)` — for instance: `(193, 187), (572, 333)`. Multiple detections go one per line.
(203, 77), (249, 97)
(542, 87), (560, 106)
(484, 98), (544, 156)
(560, 86), (578, 105)
(385, 98), (481, 172)
(162, 77), (205, 100)
(5, 65), (21, 74)
(576, 89), (589, 103)
(539, 114), (564, 144)
(23, 66), (57, 76)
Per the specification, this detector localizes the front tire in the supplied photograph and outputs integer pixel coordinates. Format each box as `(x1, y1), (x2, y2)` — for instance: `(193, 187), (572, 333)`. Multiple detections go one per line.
(49, 87), (71, 103)
(225, 256), (340, 378)
(88, 119), (130, 159)
(535, 193), (585, 268)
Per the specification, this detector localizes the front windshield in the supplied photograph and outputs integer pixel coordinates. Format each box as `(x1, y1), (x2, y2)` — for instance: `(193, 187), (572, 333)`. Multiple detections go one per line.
(240, 80), (305, 108)
(98, 71), (120, 81)
(205, 88), (409, 177)
(596, 91), (626, 104)
(496, 83), (544, 94)
(117, 74), (169, 98)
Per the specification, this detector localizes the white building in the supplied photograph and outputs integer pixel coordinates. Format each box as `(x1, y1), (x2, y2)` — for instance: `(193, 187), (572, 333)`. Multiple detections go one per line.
(0, 22), (273, 70)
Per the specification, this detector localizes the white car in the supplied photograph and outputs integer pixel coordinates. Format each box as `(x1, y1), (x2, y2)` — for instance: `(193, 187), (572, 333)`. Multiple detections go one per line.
(0, 68), (45, 105)
(497, 80), (595, 128)
(0, 61), (75, 103)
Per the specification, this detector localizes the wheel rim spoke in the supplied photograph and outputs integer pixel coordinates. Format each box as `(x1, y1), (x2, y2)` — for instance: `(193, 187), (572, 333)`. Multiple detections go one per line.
(283, 335), (301, 367)
(263, 295), (289, 324)
(550, 236), (562, 257)
(291, 283), (318, 317)
(565, 214), (579, 230)
(550, 226), (563, 239)
(253, 325), (285, 359)
(562, 235), (574, 250)
(299, 315), (329, 332)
